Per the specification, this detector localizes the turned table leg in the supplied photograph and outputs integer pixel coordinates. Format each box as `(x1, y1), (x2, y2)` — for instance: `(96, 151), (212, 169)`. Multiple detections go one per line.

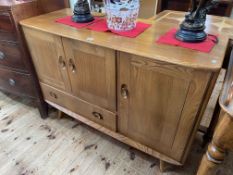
(197, 112), (233, 175)
(197, 142), (225, 175)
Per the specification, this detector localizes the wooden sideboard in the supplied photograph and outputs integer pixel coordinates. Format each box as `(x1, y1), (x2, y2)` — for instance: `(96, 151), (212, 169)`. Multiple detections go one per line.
(20, 9), (233, 170)
(0, 0), (69, 118)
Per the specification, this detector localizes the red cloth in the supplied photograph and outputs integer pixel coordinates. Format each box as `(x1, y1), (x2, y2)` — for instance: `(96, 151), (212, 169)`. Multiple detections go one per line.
(156, 28), (218, 53)
(87, 19), (151, 38)
(112, 22), (151, 38)
(55, 16), (102, 29)
(86, 19), (108, 32)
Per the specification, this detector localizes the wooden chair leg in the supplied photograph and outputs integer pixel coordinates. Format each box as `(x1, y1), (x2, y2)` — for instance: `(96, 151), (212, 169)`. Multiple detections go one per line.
(197, 112), (233, 175)
(197, 142), (225, 175)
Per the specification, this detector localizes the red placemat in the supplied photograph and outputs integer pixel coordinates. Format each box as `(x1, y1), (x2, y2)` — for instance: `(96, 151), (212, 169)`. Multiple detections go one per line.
(87, 19), (151, 38)
(55, 16), (102, 29)
(156, 28), (218, 53)
(86, 19), (108, 32)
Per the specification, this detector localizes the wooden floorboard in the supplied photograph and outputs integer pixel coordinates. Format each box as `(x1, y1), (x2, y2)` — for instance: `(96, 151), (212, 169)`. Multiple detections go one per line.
(0, 89), (233, 175)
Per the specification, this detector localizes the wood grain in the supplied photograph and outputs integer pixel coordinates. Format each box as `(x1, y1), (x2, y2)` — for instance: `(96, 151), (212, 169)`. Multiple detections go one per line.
(118, 52), (191, 159)
(22, 27), (71, 92)
(20, 9), (230, 71)
(0, 0), (69, 118)
(20, 9), (230, 169)
(46, 100), (181, 165)
(41, 83), (117, 131)
(62, 38), (116, 112)
(0, 91), (227, 175)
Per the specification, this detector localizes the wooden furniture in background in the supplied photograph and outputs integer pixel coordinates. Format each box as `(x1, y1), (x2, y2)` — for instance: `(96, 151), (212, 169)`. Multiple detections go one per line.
(20, 9), (232, 171)
(138, 0), (158, 18)
(0, 0), (69, 118)
(156, 0), (233, 17)
(89, 0), (159, 19)
(197, 48), (233, 175)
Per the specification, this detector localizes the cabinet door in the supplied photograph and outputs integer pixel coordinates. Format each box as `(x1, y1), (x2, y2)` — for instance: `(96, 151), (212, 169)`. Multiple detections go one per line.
(62, 38), (116, 112)
(23, 28), (71, 91)
(118, 52), (211, 160)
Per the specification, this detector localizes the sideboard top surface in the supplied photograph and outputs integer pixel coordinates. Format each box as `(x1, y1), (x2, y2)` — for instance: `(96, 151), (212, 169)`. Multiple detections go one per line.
(20, 9), (233, 71)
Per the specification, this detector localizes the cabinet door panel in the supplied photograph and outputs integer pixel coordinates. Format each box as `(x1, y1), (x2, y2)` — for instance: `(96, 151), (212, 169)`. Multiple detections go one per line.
(118, 52), (210, 160)
(63, 38), (116, 112)
(23, 28), (71, 91)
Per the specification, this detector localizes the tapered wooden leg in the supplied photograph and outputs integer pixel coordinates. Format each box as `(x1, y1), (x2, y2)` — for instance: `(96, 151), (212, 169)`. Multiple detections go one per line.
(57, 110), (64, 119)
(197, 112), (233, 175)
(159, 160), (170, 172)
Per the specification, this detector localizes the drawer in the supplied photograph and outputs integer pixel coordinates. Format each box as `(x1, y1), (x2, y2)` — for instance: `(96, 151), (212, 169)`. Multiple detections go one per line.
(0, 41), (26, 70)
(41, 83), (117, 131)
(0, 11), (16, 41)
(0, 67), (35, 97)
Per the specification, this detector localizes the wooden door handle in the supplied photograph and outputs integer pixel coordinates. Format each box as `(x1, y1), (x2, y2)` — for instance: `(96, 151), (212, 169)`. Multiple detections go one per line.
(68, 59), (76, 73)
(92, 112), (103, 120)
(0, 51), (5, 60)
(49, 92), (58, 99)
(58, 56), (66, 69)
(121, 84), (129, 99)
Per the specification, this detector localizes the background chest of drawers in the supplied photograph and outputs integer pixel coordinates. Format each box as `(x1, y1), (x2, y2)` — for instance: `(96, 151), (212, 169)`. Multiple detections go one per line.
(0, 0), (69, 118)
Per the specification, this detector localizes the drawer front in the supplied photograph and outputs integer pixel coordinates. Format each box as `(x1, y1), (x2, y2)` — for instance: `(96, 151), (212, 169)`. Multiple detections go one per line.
(0, 68), (35, 97)
(0, 41), (26, 70)
(0, 11), (16, 41)
(41, 83), (117, 131)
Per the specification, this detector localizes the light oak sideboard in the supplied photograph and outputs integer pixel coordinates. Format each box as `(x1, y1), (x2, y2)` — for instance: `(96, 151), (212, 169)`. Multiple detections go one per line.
(20, 9), (232, 171)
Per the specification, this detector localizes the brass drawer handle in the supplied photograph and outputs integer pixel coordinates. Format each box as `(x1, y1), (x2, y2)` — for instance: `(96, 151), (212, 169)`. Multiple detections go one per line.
(0, 51), (5, 60)
(49, 92), (58, 99)
(121, 84), (129, 99)
(8, 79), (15, 86)
(92, 112), (103, 120)
(58, 56), (66, 69)
(69, 59), (76, 73)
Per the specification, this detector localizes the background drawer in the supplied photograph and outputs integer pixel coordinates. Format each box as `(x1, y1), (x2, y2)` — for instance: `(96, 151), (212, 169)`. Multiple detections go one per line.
(0, 67), (35, 97)
(41, 83), (117, 131)
(0, 41), (26, 70)
(0, 11), (16, 41)
(0, 11), (15, 32)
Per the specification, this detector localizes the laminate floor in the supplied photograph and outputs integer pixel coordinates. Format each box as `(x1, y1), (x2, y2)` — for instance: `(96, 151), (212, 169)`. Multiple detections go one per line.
(0, 74), (232, 175)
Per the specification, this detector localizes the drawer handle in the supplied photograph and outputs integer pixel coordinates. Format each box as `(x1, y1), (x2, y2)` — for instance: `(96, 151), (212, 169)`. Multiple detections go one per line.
(0, 51), (5, 60)
(8, 79), (15, 86)
(58, 56), (66, 69)
(49, 92), (58, 99)
(69, 59), (76, 73)
(92, 112), (103, 120)
(121, 84), (129, 99)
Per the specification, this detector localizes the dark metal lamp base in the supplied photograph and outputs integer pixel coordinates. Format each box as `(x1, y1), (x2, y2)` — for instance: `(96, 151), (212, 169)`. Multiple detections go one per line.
(72, 14), (94, 23)
(176, 29), (207, 43)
